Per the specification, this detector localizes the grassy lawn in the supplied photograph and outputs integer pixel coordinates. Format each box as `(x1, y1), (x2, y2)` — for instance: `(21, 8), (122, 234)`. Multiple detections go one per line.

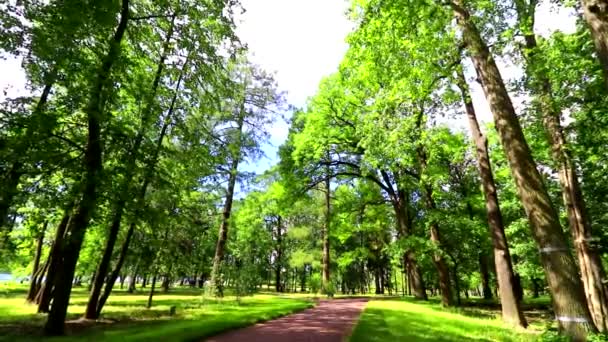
(0, 284), (313, 342)
(349, 298), (546, 342)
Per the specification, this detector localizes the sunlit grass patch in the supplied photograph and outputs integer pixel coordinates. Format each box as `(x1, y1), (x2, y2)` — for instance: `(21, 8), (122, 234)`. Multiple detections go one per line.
(349, 298), (541, 342)
(0, 283), (313, 342)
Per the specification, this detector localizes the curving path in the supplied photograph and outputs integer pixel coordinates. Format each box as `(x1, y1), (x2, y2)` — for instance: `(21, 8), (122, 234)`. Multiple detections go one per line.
(205, 298), (368, 342)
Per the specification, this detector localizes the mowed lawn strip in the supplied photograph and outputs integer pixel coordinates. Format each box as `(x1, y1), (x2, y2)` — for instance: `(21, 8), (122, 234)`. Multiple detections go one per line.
(349, 299), (540, 342)
(0, 285), (313, 342)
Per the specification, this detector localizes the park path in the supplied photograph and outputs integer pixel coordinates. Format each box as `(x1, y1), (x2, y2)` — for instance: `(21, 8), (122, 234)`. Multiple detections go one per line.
(204, 298), (368, 342)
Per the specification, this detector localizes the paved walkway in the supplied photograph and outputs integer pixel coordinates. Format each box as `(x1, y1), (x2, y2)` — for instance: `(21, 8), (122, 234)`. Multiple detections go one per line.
(205, 298), (368, 342)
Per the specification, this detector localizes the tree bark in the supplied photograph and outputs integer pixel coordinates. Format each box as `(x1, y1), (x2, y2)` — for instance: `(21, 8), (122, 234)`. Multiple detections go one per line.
(37, 208), (71, 312)
(456, 65), (527, 327)
(27, 221), (48, 302)
(452, 0), (596, 337)
(44, 1), (130, 335)
(515, 1), (608, 330)
(580, 0), (608, 87)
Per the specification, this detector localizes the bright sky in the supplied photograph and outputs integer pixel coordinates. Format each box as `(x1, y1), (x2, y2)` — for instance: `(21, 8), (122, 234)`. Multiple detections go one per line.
(0, 1), (577, 175)
(235, 0), (353, 172)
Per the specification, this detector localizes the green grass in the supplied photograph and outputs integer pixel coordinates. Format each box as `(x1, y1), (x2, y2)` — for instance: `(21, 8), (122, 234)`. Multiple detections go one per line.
(0, 283), (313, 342)
(349, 298), (545, 342)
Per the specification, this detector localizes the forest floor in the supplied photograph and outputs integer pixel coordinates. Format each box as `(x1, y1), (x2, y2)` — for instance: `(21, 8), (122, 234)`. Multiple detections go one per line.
(0, 284), (313, 342)
(349, 297), (552, 342)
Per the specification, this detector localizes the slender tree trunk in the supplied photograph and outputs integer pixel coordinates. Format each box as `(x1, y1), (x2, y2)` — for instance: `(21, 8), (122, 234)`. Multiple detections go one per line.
(275, 216), (283, 293)
(147, 274), (157, 309)
(322, 161), (331, 291)
(210, 111), (244, 296)
(478, 252), (493, 301)
(95, 223), (135, 317)
(580, 0), (608, 87)
(84, 14), (175, 320)
(418, 144), (453, 307)
(452, 1), (595, 337)
(31, 256), (50, 302)
(0, 163), (23, 232)
(91, 51), (187, 317)
(456, 65), (527, 327)
(453, 262), (461, 306)
(37, 209), (71, 311)
(44, 1), (130, 335)
(27, 221), (48, 302)
(300, 267), (306, 292)
(514, 2), (608, 330)
(128, 262), (138, 293)
(391, 186), (426, 299)
(532, 278), (541, 298)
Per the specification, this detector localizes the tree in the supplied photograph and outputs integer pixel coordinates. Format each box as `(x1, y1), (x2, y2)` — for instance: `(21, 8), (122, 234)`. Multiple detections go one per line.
(451, 0), (595, 338)
(455, 64), (527, 327)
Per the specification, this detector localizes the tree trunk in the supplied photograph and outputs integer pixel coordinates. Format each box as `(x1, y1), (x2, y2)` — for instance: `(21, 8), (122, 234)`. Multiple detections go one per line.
(452, 1), (596, 337)
(532, 278), (541, 298)
(37, 209), (71, 311)
(128, 263), (138, 293)
(580, 0), (608, 87)
(479, 253), (493, 300)
(44, 1), (130, 335)
(210, 111), (244, 296)
(0, 163), (23, 232)
(514, 2), (608, 330)
(322, 162), (331, 291)
(300, 267), (306, 292)
(275, 217), (283, 293)
(91, 50), (187, 317)
(147, 274), (157, 308)
(456, 65), (527, 327)
(27, 221), (48, 302)
(95, 222), (135, 317)
(392, 193), (427, 300)
(84, 13), (175, 320)
(418, 146), (453, 307)
(453, 262), (461, 306)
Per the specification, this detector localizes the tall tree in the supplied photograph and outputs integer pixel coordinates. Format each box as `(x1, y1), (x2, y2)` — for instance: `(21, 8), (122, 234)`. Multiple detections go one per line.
(450, 0), (595, 338)
(44, 0), (130, 335)
(455, 65), (527, 327)
(514, 0), (608, 331)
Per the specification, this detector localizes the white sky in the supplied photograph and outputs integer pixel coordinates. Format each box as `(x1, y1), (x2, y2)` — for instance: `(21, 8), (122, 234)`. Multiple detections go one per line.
(0, 1), (577, 174)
